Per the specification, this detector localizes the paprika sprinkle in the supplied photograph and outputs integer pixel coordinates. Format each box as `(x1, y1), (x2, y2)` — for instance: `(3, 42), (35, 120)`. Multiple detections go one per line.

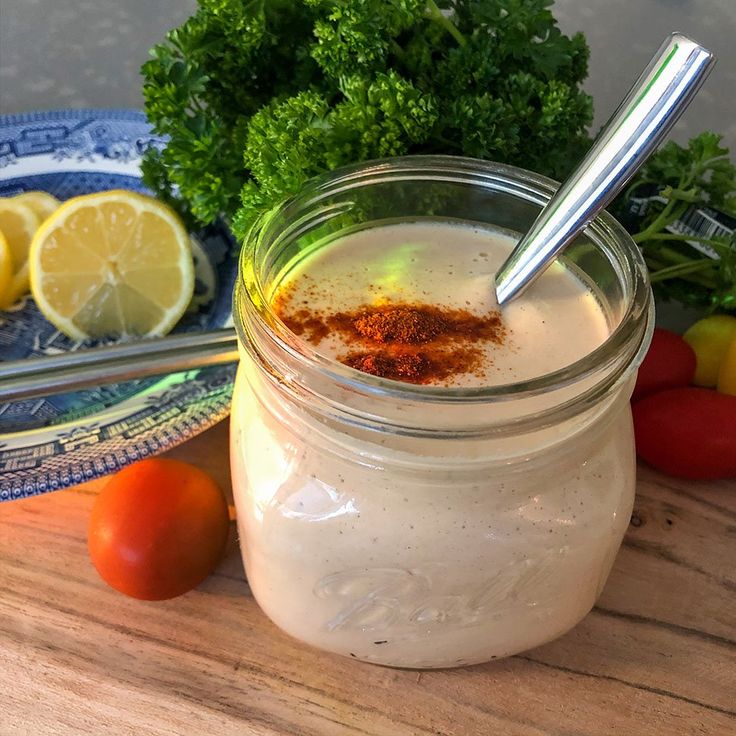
(274, 295), (506, 385)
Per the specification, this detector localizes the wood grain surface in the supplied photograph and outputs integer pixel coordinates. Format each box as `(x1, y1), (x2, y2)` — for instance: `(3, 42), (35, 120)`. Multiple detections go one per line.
(1, 419), (734, 736)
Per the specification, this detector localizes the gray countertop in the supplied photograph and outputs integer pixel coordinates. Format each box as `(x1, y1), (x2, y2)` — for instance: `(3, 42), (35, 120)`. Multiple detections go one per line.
(1, 0), (734, 151)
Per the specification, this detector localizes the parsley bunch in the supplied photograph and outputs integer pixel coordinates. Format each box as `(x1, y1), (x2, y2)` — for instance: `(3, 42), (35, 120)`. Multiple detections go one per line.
(142, 0), (593, 238)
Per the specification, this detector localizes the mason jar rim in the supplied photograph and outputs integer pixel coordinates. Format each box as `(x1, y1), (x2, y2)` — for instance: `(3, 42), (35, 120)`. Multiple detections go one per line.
(234, 155), (653, 408)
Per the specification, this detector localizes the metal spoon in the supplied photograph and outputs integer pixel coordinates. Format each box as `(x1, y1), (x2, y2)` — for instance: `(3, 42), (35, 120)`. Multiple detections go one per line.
(494, 32), (715, 305)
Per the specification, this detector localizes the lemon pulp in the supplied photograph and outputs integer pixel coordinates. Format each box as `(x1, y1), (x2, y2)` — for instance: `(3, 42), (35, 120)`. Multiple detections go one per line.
(29, 190), (195, 339)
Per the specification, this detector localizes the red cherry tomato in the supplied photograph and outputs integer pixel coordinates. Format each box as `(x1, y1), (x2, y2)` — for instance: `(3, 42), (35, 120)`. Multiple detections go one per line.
(88, 458), (230, 600)
(633, 387), (736, 480)
(632, 328), (696, 403)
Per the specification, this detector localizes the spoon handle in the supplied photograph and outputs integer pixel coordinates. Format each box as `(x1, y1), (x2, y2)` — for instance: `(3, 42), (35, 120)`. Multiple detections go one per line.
(494, 32), (715, 305)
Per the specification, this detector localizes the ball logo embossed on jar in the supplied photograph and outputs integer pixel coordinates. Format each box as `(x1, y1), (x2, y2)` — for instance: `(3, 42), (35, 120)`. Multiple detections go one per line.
(315, 568), (430, 631)
(314, 553), (570, 632)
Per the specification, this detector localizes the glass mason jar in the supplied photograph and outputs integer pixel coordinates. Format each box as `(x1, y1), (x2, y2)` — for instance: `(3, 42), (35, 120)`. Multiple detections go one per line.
(231, 156), (653, 669)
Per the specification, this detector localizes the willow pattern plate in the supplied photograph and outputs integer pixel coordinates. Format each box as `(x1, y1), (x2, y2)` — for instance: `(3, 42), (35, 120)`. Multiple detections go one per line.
(0, 109), (238, 501)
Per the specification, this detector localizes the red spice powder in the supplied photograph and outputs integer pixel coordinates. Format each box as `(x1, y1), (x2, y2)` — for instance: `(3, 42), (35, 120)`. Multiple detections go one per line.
(279, 307), (331, 343)
(352, 308), (446, 344)
(344, 352), (431, 382)
(343, 347), (485, 385)
(326, 304), (503, 346)
(273, 292), (505, 385)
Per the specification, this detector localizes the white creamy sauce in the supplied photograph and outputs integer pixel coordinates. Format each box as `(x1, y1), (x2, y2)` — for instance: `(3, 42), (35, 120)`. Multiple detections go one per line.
(272, 221), (610, 386)
(230, 220), (633, 667)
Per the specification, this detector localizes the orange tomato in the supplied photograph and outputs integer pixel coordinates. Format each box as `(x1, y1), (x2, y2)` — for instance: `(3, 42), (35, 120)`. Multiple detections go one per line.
(632, 328), (696, 402)
(88, 458), (230, 600)
(633, 387), (736, 480)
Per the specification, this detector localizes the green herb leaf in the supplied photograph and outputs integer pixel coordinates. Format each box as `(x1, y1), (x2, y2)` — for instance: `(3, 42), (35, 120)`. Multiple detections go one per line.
(616, 132), (736, 313)
(142, 0), (593, 235)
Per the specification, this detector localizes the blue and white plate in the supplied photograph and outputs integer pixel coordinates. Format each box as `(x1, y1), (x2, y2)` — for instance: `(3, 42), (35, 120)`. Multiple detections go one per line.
(0, 109), (239, 501)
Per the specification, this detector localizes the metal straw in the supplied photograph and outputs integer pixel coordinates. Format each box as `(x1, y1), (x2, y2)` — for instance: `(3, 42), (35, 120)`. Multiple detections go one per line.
(0, 328), (239, 402)
(494, 32), (716, 305)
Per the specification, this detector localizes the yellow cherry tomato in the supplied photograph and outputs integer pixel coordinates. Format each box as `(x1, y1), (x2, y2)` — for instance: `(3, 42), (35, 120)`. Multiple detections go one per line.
(716, 336), (736, 396)
(683, 315), (736, 387)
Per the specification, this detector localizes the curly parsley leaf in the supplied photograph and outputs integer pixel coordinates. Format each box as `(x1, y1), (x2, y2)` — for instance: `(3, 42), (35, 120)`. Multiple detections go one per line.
(142, 0), (593, 235)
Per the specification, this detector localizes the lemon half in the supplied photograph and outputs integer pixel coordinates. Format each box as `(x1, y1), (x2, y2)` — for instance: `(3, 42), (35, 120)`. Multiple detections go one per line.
(29, 190), (195, 340)
(13, 191), (61, 221)
(0, 231), (12, 303)
(0, 198), (40, 308)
